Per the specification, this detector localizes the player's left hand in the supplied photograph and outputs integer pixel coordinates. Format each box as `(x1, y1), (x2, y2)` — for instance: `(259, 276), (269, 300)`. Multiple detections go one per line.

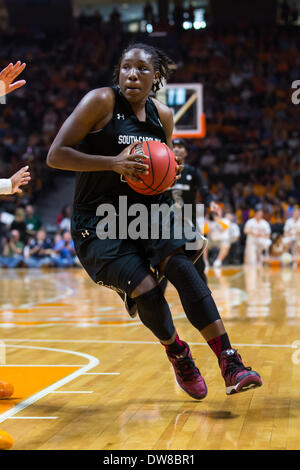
(0, 61), (26, 98)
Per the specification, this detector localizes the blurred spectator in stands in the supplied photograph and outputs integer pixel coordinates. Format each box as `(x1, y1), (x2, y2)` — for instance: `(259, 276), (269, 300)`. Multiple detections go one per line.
(157, 0), (170, 27)
(173, 0), (184, 30)
(270, 233), (285, 259)
(291, 1), (299, 22)
(284, 197), (298, 219)
(200, 149), (216, 170)
(282, 206), (300, 256)
(0, 218), (9, 255)
(205, 211), (231, 268)
(109, 8), (121, 28)
(57, 204), (72, 232)
(244, 209), (272, 265)
(0, 229), (24, 268)
(23, 228), (54, 268)
(144, 1), (154, 24)
(53, 232), (62, 246)
(10, 207), (27, 244)
(280, 0), (291, 23)
(56, 207), (65, 226)
(186, 2), (195, 23)
(25, 204), (42, 237)
(225, 211), (242, 264)
(268, 233), (294, 267)
(53, 230), (76, 267)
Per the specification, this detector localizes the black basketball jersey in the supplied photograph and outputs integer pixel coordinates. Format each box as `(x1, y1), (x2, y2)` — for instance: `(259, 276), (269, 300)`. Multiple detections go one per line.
(73, 86), (167, 210)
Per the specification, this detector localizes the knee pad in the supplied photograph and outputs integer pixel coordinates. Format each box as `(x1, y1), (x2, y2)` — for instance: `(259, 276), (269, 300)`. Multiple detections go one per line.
(165, 253), (211, 300)
(165, 254), (220, 331)
(134, 285), (175, 341)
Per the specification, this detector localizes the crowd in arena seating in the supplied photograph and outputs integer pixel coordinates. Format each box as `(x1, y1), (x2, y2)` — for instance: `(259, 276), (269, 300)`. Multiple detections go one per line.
(0, 14), (299, 267)
(180, 25), (300, 266)
(0, 204), (78, 268)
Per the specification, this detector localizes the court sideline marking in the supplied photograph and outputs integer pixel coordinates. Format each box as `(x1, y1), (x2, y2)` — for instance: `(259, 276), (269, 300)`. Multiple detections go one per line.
(8, 417), (58, 420)
(2, 338), (299, 348)
(0, 344), (99, 424)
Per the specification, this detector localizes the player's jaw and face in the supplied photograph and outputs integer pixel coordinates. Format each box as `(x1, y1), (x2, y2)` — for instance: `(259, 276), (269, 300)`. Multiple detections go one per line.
(119, 49), (160, 104)
(173, 144), (188, 160)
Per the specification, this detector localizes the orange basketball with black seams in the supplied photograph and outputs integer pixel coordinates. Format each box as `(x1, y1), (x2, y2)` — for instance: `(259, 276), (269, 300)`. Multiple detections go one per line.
(125, 140), (178, 195)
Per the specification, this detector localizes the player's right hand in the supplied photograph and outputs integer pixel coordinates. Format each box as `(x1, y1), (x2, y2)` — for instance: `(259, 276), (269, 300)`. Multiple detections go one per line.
(0, 61), (26, 98)
(10, 166), (31, 194)
(112, 142), (149, 183)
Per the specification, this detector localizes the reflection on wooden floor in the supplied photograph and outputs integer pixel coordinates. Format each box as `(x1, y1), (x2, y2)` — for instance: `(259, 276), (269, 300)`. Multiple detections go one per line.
(0, 266), (300, 450)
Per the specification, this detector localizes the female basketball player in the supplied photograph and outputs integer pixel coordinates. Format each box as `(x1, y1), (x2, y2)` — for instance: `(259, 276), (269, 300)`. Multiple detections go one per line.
(47, 43), (262, 398)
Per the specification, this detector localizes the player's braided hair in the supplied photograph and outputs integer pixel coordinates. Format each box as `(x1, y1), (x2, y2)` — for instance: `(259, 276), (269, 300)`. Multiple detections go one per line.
(113, 43), (175, 92)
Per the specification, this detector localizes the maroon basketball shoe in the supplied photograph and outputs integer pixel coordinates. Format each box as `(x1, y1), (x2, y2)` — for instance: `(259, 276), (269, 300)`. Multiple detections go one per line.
(220, 349), (262, 395)
(166, 342), (207, 400)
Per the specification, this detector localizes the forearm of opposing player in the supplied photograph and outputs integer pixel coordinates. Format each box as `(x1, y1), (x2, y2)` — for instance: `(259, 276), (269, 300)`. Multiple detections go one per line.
(46, 146), (115, 172)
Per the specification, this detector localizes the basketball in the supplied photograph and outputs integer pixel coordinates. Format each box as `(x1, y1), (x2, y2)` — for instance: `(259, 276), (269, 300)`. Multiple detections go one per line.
(125, 140), (178, 195)
(0, 430), (14, 450)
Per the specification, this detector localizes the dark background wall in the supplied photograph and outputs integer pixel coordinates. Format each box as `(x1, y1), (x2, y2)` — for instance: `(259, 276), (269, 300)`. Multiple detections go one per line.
(5, 0), (73, 31)
(211, 0), (278, 25)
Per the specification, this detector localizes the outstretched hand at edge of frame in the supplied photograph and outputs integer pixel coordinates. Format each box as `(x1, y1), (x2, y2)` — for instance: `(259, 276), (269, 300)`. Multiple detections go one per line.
(10, 166), (31, 194)
(0, 61), (26, 98)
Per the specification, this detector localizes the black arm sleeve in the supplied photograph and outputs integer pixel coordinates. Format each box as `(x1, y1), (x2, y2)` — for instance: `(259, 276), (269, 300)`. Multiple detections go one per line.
(194, 168), (214, 207)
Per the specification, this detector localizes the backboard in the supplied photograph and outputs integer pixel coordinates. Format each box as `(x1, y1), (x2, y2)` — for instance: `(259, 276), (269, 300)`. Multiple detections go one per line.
(156, 83), (206, 139)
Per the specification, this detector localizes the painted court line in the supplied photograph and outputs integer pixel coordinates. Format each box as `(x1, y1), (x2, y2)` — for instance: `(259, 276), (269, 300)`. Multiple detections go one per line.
(84, 372), (120, 375)
(0, 321), (151, 328)
(20, 286), (75, 308)
(8, 417), (58, 420)
(0, 364), (85, 367)
(0, 344), (99, 424)
(50, 391), (93, 394)
(2, 338), (298, 349)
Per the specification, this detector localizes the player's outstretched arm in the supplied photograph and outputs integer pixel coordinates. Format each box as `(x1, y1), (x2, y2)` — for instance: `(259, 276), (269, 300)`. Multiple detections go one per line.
(0, 61), (26, 97)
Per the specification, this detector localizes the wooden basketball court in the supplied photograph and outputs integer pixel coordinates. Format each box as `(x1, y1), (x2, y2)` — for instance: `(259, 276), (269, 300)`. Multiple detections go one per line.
(0, 265), (300, 450)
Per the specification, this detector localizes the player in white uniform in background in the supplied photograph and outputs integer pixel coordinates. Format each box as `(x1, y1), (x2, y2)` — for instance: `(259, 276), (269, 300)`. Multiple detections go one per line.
(0, 60), (29, 450)
(205, 211), (231, 267)
(283, 207), (300, 259)
(243, 209), (272, 265)
(225, 212), (241, 245)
